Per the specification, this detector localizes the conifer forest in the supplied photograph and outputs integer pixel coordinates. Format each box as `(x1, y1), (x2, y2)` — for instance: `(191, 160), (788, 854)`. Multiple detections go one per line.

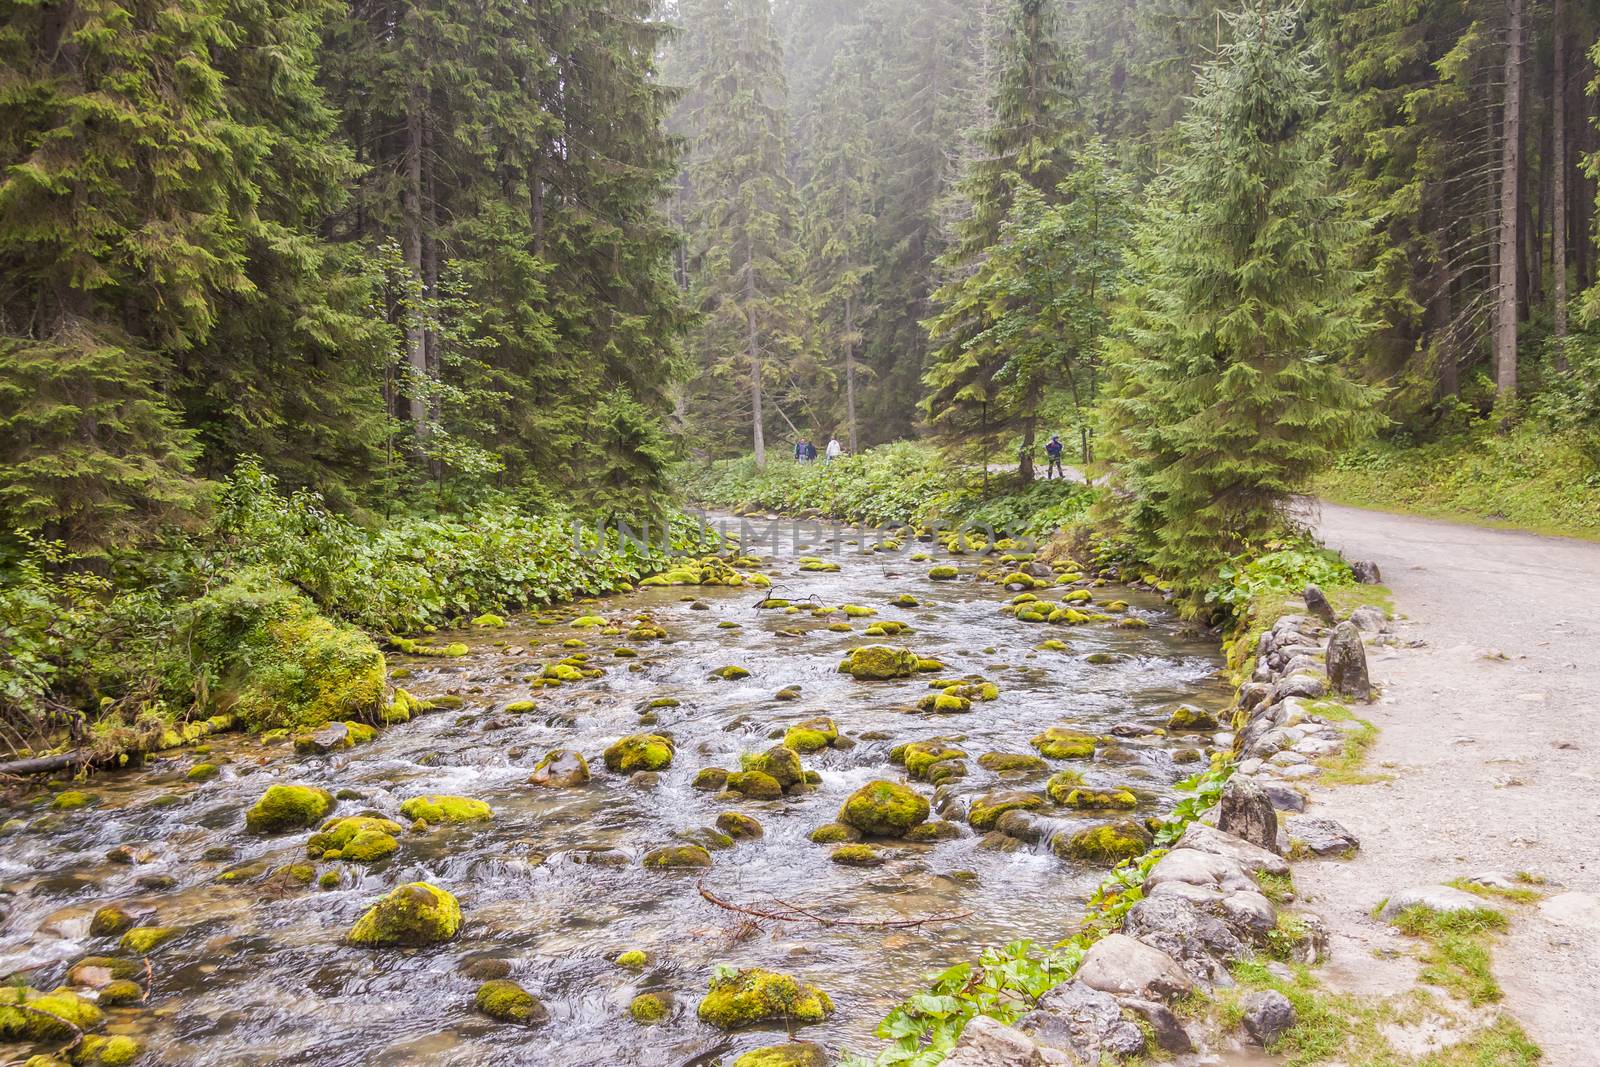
(0, 0), (1597, 1063)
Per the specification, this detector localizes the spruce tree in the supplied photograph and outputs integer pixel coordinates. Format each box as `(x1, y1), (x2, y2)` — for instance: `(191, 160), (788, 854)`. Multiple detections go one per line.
(1100, 3), (1379, 606)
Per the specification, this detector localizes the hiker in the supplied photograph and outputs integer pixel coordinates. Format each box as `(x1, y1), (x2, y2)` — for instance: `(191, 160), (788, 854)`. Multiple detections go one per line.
(825, 437), (841, 464)
(1045, 434), (1065, 480)
(804, 439), (818, 462)
(794, 438), (807, 463)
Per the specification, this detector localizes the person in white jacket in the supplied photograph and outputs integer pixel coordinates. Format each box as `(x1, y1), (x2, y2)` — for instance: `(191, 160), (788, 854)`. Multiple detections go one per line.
(824, 437), (841, 464)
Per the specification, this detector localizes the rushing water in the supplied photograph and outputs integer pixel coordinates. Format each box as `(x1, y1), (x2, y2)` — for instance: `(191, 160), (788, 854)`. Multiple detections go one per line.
(0, 517), (1228, 1065)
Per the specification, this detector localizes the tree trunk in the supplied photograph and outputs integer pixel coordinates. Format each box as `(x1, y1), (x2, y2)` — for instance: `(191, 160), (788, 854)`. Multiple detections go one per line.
(403, 82), (428, 432)
(746, 250), (765, 469)
(1018, 381), (1039, 483)
(1493, 0), (1523, 412)
(844, 292), (858, 454)
(1551, 0), (1569, 365)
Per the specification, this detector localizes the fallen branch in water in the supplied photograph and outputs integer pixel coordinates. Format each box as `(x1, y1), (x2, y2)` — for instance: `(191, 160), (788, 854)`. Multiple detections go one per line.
(696, 880), (971, 929)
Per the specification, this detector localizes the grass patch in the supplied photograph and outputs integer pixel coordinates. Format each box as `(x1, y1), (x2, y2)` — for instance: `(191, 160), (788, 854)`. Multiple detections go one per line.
(1445, 878), (1544, 906)
(1258, 869), (1297, 904)
(1389, 905), (1508, 1007)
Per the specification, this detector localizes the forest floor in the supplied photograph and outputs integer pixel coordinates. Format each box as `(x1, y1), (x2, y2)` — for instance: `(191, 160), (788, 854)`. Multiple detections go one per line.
(1297, 501), (1600, 1065)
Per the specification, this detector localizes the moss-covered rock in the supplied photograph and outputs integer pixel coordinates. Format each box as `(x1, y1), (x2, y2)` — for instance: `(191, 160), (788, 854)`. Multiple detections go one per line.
(642, 845), (712, 869)
(692, 767), (730, 791)
(839, 645), (922, 680)
(1030, 727), (1097, 760)
(711, 665), (751, 680)
(89, 905), (136, 938)
(1056, 788), (1138, 810)
(1043, 769), (1085, 803)
(471, 613), (507, 628)
(1057, 820), (1153, 864)
(615, 949), (648, 968)
(528, 749), (590, 788)
(783, 717), (838, 753)
(305, 815), (405, 860)
(808, 822), (861, 844)
(72, 1035), (143, 1066)
(627, 992), (670, 1024)
(696, 968), (833, 1030)
(732, 1042), (828, 1067)
(928, 566), (958, 581)
(896, 741), (967, 780)
(742, 745), (804, 790)
(347, 882), (461, 946)
(0, 988), (102, 1041)
(603, 734), (674, 774)
(185, 763), (220, 782)
(978, 752), (1047, 774)
(903, 820), (963, 842)
(64, 956), (142, 988)
(118, 926), (181, 954)
(715, 811), (764, 839)
(51, 790), (96, 811)
(725, 770), (783, 800)
(399, 795), (492, 824)
(245, 784), (335, 834)
(1165, 704), (1219, 731)
(967, 791), (1045, 832)
(95, 980), (144, 1006)
(917, 692), (972, 713)
(831, 843), (884, 866)
(838, 780), (929, 837)
(475, 979), (547, 1025)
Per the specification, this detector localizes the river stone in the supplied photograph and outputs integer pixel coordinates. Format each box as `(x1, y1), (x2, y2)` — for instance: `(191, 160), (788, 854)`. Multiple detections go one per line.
(1377, 885), (1490, 921)
(1259, 781), (1306, 812)
(1178, 822), (1289, 876)
(1351, 559), (1382, 584)
(839, 780), (929, 837)
(1072, 934), (1193, 1002)
(1020, 981), (1143, 1062)
(1215, 776), (1280, 854)
(1241, 990), (1295, 1046)
(1286, 816), (1359, 856)
(1302, 584), (1337, 626)
(946, 1015), (1069, 1067)
(1146, 848), (1258, 896)
(1122, 895), (1246, 983)
(1326, 622), (1371, 701)
(732, 1042), (830, 1067)
(296, 722), (351, 754)
(1274, 673), (1327, 701)
(1350, 606), (1388, 633)
(1119, 997), (1192, 1053)
(528, 749), (589, 788)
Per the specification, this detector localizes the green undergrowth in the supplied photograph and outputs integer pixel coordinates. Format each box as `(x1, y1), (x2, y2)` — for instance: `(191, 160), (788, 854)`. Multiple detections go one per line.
(1388, 905), (1508, 1006)
(1212, 959), (1540, 1067)
(677, 442), (1098, 539)
(1, 462), (719, 760)
(1316, 422), (1600, 542)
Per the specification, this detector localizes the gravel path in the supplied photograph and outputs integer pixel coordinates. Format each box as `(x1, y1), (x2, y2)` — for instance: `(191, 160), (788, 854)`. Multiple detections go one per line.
(1297, 501), (1600, 1064)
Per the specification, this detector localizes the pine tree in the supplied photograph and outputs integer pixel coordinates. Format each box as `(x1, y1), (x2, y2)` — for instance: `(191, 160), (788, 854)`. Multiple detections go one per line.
(923, 0), (1076, 480)
(1100, 3), (1380, 606)
(677, 0), (804, 467)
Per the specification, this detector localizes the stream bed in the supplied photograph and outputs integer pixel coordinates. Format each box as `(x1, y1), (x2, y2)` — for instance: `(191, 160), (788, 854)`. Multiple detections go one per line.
(0, 516), (1230, 1065)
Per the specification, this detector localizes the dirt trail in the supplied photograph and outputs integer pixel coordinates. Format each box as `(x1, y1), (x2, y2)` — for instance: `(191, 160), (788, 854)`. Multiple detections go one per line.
(1299, 501), (1600, 1065)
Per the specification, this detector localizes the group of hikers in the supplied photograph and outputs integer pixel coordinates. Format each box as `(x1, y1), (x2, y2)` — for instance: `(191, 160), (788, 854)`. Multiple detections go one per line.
(793, 436), (843, 464)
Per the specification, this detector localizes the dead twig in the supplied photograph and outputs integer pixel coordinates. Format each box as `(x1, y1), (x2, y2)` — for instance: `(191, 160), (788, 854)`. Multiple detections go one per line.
(696, 880), (971, 929)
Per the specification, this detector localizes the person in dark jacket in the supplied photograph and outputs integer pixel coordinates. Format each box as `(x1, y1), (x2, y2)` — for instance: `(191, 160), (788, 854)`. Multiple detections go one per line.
(1045, 434), (1065, 480)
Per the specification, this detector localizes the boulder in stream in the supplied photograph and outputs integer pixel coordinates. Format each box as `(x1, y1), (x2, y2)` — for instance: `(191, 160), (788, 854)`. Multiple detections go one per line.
(838, 645), (922, 680)
(347, 882), (462, 947)
(399, 795), (492, 825)
(475, 979), (548, 1025)
(528, 749), (590, 788)
(1030, 727), (1097, 760)
(245, 784), (335, 834)
(696, 968), (833, 1030)
(838, 780), (929, 837)
(603, 734), (674, 774)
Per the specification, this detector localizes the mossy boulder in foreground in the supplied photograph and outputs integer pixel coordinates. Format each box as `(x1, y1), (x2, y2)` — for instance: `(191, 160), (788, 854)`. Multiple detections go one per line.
(783, 717), (838, 753)
(245, 784), (335, 834)
(307, 815), (404, 862)
(347, 882), (462, 946)
(1030, 726), (1098, 760)
(696, 967), (834, 1030)
(603, 733), (674, 773)
(642, 845), (713, 869)
(0, 987), (102, 1041)
(1057, 819), (1153, 864)
(733, 1043), (828, 1067)
(838, 645), (922, 680)
(838, 780), (929, 837)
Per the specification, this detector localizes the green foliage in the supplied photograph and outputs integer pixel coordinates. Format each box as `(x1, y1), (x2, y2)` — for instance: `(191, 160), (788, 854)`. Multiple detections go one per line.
(1205, 543), (1356, 619)
(1100, 4), (1380, 607)
(1318, 420), (1600, 539)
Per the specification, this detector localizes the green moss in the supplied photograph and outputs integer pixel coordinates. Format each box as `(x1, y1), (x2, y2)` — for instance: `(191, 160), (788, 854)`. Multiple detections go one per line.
(1042, 769), (1086, 802)
(783, 717), (838, 753)
(978, 752), (1047, 774)
(503, 699), (537, 713)
(118, 926), (181, 954)
(809, 822), (861, 844)
(186, 763), (220, 782)
(711, 665), (751, 680)
(71, 1035), (142, 1066)
(0, 988), (102, 1041)
(692, 767), (730, 791)
(65, 956), (143, 986)
(306, 815), (403, 857)
(317, 870), (340, 889)
(841, 604), (877, 617)
(898, 741), (966, 780)
(891, 594), (920, 608)
(51, 791), (95, 811)
(471, 613), (507, 627)
(603, 734), (674, 773)
(838, 780), (929, 836)
(615, 950), (648, 968)
(928, 565), (958, 581)
(245, 784), (335, 834)
(96, 980), (144, 1006)
(725, 770), (783, 800)
(1166, 705), (1219, 731)
(629, 992), (670, 1023)
(347, 882), (462, 946)
(89, 905), (135, 937)
(1030, 726), (1097, 760)
(831, 843), (884, 866)
(475, 979), (546, 1024)
(968, 791), (1045, 831)
(904, 820), (962, 842)
(1057, 788), (1138, 810)
(839, 645), (923, 680)
(1057, 819), (1152, 864)
(399, 795), (492, 824)
(642, 845), (713, 869)
(715, 811), (764, 839)
(696, 968), (833, 1030)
